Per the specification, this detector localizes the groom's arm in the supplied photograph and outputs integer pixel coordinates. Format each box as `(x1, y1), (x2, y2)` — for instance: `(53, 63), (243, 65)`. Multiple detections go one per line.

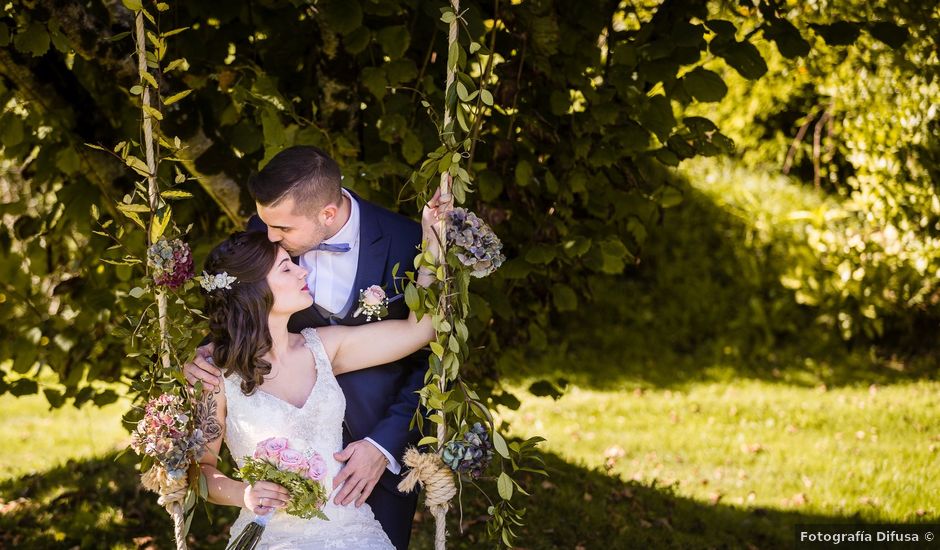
(364, 350), (429, 472)
(365, 219), (429, 471)
(333, 356), (427, 506)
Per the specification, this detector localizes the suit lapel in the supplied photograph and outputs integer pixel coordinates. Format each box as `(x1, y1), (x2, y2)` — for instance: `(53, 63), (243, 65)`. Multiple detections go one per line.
(346, 192), (391, 324)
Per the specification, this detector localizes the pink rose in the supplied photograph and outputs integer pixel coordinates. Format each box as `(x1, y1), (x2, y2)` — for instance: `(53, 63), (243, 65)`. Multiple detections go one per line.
(362, 285), (386, 307)
(277, 449), (307, 474)
(256, 437), (289, 461)
(306, 453), (327, 481)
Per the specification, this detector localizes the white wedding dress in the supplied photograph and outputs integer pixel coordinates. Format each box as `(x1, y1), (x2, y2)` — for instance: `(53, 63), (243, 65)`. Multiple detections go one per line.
(222, 328), (394, 549)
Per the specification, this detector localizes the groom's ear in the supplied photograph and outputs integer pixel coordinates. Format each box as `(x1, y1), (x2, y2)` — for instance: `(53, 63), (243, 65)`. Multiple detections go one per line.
(319, 203), (340, 226)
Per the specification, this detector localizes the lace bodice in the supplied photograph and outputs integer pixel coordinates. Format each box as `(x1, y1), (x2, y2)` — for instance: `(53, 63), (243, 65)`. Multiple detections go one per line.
(221, 328), (392, 549)
(224, 328), (346, 480)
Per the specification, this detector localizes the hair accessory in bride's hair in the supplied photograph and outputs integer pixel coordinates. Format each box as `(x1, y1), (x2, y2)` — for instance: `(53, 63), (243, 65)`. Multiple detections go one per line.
(200, 271), (238, 292)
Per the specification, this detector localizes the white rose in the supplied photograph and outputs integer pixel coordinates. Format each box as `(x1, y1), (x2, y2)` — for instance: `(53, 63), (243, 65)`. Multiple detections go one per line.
(362, 285), (386, 306)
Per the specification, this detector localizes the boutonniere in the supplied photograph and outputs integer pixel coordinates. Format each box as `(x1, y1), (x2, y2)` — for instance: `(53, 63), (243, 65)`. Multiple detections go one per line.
(353, 285), (389, 322)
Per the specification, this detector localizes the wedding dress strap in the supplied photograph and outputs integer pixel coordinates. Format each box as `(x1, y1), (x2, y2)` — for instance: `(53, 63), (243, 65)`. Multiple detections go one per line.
(300, 328), (332, 376)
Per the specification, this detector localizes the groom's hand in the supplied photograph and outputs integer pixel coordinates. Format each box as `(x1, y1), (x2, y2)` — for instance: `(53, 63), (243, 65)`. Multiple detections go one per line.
(332, 440), (387, 507)
(182, 344), (221, 391)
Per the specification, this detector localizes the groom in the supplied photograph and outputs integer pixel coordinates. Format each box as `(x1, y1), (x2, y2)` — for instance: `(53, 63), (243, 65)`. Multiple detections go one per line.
(184, 145), (427, 549)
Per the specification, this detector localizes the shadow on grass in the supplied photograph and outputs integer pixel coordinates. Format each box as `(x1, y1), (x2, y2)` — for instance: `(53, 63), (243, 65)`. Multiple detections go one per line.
(0, 449), (233, 549)
(503, 182), (938, 392)
(2, 449), (933, 549)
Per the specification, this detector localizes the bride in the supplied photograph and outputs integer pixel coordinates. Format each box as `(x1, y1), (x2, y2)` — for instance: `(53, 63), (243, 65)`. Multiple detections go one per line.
(196, 197), (444, 549)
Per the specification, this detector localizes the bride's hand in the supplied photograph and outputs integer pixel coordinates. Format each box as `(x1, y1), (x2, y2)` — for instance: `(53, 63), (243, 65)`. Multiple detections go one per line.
(244, 481), (291, 515)
(421, 183), (454, 261)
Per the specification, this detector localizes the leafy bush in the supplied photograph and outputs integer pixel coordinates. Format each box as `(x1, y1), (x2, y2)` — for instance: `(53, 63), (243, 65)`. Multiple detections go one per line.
(666, 158), (939, 350)
(687, 1), (940, 344)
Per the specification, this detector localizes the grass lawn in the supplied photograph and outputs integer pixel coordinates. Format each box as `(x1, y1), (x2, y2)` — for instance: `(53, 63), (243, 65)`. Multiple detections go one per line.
(0, 390), (129, 481)
(1, 364), (936, 549)
(499, 379), (940, 525)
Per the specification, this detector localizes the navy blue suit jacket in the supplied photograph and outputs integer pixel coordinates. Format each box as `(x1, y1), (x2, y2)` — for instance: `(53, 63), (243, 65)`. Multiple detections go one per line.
(247, 190), (427, 495)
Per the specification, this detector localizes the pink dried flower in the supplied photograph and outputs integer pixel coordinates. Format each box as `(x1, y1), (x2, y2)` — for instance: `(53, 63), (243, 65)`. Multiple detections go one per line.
(130, 393), (206, 479)
(147, 238), (195, 289)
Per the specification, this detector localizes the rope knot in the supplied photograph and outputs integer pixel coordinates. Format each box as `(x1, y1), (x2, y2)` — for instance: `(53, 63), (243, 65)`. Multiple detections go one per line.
(397, 448), (457, 508)
(398, 448), (456, 548)
(140, 465), (190, 549)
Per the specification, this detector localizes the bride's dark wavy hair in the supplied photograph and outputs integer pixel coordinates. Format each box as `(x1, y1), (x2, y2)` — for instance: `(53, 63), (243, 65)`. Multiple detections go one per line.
(202, 231), (279, 395)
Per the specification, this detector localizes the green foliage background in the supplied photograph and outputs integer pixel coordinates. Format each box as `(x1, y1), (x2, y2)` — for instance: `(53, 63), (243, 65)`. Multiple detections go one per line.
(0, 0), (936, 411)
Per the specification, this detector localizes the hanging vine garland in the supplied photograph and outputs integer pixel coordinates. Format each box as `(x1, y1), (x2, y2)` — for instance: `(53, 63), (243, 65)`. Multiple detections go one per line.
(128, 4), (202, 549)
(90, 2), (206, 549)
(397, 2), (545, 549)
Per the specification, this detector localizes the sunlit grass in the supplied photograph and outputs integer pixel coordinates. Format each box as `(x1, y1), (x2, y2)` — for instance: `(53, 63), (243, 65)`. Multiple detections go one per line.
(500, 378), (940, 524)
(2, 374), (936, 548)
(0, 389), (129, 481)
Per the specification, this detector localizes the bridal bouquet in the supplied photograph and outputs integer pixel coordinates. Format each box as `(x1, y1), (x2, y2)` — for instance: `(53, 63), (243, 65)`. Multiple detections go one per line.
(227, 437), (329, 550)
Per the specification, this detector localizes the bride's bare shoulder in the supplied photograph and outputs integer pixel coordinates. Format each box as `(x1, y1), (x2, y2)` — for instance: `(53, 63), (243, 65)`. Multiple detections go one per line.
(307, 326), (341, 359)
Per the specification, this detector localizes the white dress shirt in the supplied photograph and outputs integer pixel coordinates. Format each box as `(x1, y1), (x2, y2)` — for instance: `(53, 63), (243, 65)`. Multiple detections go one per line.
(300, 188), (361, 316)
(298, 189), (401, 474)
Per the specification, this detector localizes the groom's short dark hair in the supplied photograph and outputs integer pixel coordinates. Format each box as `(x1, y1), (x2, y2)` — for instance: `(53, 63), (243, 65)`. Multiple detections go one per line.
(248, 146), (343, 214)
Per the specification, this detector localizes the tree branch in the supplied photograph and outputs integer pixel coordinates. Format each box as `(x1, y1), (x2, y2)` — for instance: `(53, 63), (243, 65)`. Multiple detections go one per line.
(467, 0), (500, 171)
(0, 48), (124, 221)
(782, 107), (820, 175)
(41, 0), (246, 224)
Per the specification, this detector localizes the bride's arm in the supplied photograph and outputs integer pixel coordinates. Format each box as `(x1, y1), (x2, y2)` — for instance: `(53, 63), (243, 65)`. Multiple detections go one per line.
(319, 268), (437, 375)
(319, 190), (449, 374)
(197, 388), (290, 512)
